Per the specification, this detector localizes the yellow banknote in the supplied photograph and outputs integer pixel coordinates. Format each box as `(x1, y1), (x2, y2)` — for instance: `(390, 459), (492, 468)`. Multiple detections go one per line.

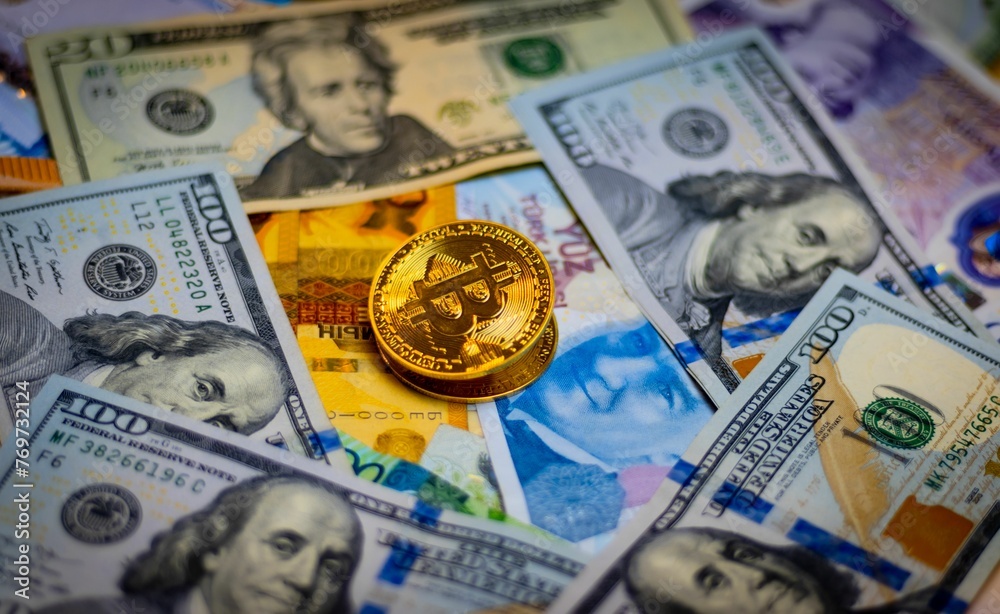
(252, 209), (299, 323)
(254, 190), (469, 461)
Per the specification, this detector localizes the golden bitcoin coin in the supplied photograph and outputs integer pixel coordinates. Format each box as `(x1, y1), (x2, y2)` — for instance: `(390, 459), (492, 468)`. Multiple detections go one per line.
(370, 220), (554, 380)
(380, 316), (557, 402)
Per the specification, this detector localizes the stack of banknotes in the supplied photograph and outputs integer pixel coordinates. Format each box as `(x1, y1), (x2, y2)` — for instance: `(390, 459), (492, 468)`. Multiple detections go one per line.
(4, 0), (1000, 612)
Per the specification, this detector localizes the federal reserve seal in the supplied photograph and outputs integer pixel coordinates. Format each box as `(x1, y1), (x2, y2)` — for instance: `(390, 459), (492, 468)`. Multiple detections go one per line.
(662, 108), (729, 158)
(147, 89), (214, 135)
(61, 483), (142, 544)
(84, 244), (156, 300)
(503, 37), (565, 78)
(862, 397), (935, 449)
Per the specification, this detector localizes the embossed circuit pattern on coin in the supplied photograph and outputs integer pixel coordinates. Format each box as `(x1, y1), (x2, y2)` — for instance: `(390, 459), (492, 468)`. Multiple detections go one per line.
(370, 221), (554, 380)
(381, 316), (557, 402)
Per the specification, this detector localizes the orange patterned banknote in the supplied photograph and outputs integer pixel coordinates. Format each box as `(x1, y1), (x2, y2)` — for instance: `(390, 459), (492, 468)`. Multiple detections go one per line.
(0, 156), (61, 194)
(253, 189), (469, 462)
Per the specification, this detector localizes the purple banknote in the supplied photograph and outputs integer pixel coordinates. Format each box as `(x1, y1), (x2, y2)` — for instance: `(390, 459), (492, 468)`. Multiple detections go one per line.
(686, 0), (1000, 335)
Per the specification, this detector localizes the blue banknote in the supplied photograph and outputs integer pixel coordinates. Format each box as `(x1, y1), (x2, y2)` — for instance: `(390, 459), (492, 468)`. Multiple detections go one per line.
(466, 167), (714, 550)
(0, 82), (47, 158)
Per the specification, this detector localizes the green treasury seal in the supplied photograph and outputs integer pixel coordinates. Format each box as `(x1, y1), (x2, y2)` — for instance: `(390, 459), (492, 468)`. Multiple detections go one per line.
(862, 397), (935, 449)
(503, 38), (564, 78)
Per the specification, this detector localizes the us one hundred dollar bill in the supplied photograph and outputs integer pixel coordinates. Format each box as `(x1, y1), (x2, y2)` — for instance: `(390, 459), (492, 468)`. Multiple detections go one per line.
(461, 166), (714, 552)
(27, 0), (691, 213)
(510, 27), (985, 405)
(0, 164), (345, 468)
(684, 0), (1000, 341)
(551, 268), (1000, 613)
(0, 376), (585, 612)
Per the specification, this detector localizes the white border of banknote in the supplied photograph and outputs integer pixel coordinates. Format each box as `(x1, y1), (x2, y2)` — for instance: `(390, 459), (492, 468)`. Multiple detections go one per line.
(27, 0), (693, 213)
(511, 27), (987, 405)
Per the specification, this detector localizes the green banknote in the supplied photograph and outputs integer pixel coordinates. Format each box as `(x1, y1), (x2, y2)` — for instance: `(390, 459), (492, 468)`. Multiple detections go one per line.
(28, 0), (690, 212)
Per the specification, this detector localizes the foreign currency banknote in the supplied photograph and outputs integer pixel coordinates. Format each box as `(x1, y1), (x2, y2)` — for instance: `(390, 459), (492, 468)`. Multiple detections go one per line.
(510, 28), (983, 405)
(0, 79), (47, 160)
(419, 424), (503, 516)
(885, 0), (1000, 78)
(0, 164), (345, 468)
(0, 157), (60, 196)
(684, 0), (1000, 337)
(338, 430), (502, 518)
(27, 0), (691, 212)
(250, 177), (512, 515)
(463, 166), (714, 552)
(551, 268), (1000, 613)
(0, 376), (585, 611)
(251, 187), (472, 459)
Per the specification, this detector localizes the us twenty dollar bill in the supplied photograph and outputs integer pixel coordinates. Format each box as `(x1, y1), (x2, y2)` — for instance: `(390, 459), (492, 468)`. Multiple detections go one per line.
(0, 376), (585, 611)
(0, 165), (345, 467)
(510, 28), (984, 405)
(552, 268), (1000, 613)
(0, 0), (248, 160)
(28, 0), (690, 213)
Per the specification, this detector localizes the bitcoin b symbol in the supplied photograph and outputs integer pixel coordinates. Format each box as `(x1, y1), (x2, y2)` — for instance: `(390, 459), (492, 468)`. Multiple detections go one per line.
(404, 252), (516, 336)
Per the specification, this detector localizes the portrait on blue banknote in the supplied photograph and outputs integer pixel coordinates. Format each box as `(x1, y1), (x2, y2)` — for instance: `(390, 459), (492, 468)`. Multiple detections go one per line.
(493, 320), (709, 542)
(581, 163), (882, 385)
(1, 289), (288, 436)
(239, 14), (456, 200)
(35, 473), (363, 614)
